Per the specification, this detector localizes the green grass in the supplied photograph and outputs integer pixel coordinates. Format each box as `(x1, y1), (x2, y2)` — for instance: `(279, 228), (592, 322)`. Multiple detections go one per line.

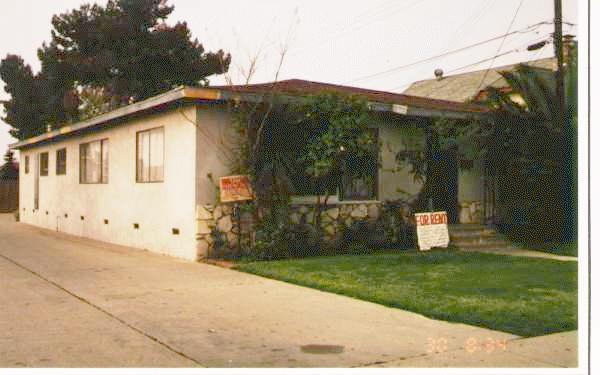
(236, 250), (577, 337)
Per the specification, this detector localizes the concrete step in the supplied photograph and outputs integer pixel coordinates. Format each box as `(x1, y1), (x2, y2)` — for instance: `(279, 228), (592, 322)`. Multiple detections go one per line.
(449, 230), (497, 239)
(448, 227), (497, 235)
(447, 224), (491, 231)
(447, 224), (521, 253)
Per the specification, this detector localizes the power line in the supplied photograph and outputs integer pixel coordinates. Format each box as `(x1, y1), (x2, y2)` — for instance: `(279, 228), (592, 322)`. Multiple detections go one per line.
(387, 35), (553, 93)
(441, 0), (495, 53)
(286, 0), (425, 57)
(343, 21), (553, 84)
(475, 0), (525, 92)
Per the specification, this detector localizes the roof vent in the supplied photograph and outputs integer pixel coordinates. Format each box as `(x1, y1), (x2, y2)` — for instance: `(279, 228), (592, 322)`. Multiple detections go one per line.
(434, 68), (444, 80)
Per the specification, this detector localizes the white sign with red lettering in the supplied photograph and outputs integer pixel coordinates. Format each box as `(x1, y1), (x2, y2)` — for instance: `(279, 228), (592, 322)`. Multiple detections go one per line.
(414, 211), (450, 251)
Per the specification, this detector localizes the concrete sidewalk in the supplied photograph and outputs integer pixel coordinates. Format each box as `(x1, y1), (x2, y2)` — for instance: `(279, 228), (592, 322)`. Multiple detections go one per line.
(0, 214), (578, 368)
(459, 247), (578, 261)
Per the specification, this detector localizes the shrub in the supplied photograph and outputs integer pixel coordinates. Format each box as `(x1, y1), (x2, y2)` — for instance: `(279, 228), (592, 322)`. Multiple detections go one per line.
(209, 227), (229, 259)
(286, 223), (321, 258)
(372, 199), (417, 249)
(346, 242), (371, 255)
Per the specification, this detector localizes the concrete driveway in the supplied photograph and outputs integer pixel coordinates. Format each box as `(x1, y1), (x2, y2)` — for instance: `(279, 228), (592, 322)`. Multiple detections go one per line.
(0, 214), (577, 367)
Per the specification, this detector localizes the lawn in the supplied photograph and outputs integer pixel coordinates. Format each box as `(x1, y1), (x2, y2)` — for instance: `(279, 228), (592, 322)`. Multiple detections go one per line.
(236, 250), (577, 337)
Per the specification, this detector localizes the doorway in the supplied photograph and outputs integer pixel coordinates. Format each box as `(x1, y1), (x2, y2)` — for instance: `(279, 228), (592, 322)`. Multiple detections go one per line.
(428, 147), (459, 224)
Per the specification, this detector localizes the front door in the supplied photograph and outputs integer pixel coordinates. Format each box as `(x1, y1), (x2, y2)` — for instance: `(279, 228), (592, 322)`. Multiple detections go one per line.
(428, 147), (459, 224)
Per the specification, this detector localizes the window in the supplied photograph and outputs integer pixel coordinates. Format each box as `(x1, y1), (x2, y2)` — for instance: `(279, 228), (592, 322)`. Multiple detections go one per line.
(80, 139), (109, 184)
(24, 156), (29, 174)
(136, 127), (164, 182)
(340, 129), (379, 201)
(291, 129), (379, 201)
(39, 152), (49, 176)
(56, 148), (67, 175)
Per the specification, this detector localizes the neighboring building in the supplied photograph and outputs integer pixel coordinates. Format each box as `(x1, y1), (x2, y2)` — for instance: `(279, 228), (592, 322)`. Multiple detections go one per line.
(10, 80), (489, 261)
(0, 158), (19, 213)
(403, 57), (557, 102)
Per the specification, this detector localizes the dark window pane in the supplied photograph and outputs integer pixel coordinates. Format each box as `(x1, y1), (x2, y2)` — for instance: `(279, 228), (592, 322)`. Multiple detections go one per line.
(56, 148), (67, 175)
(39, 153), (49, 176)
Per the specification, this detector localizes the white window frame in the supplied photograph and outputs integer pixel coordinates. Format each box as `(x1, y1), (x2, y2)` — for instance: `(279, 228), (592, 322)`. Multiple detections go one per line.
(136, 127), (164, 183)
(79, 139), (109, 184)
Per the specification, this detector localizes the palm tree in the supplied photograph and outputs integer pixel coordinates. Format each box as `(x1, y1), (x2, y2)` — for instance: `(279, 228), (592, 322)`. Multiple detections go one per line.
(480, 44), (577, 242)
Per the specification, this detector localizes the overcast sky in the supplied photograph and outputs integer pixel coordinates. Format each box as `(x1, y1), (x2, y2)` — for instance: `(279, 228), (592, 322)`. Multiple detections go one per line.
(0, 0), (579, 157)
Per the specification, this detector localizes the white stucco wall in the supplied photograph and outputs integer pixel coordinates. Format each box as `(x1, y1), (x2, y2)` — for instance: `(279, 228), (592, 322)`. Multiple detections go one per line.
(18, 106), (199, 260)
(377, 115), (483, 207)
(378, 117), (424, 202)
(195, 104), (238, 206)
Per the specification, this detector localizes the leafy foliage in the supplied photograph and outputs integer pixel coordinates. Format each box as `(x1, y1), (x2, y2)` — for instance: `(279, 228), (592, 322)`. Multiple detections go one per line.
(0, 150), (18, 180)
(229, 92), (376, 256)
(294, 93), (374, 188)
(1, 0), (231, 140)
(0, 55), (47, 139)
(480, 51), (577, 241)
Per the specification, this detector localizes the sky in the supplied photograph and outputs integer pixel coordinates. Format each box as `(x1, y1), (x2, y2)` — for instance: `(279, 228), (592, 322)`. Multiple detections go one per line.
(0, 0), (580, 158)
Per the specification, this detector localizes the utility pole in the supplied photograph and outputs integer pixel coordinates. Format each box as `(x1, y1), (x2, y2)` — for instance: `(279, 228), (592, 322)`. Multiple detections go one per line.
(553, 0), (574, 241)
(553, 0), (565, 124)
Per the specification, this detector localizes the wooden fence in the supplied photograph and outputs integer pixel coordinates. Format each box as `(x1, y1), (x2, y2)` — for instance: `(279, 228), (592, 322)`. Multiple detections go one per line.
(0, 180), (18, 213)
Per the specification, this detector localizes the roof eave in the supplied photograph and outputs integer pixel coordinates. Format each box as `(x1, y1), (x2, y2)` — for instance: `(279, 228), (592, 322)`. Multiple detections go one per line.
(10, 85), (488, 150)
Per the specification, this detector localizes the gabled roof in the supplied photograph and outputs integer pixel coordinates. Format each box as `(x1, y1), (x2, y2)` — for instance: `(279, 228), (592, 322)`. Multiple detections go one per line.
(11, 79), (488, 150)
(403, 57), (556, 102)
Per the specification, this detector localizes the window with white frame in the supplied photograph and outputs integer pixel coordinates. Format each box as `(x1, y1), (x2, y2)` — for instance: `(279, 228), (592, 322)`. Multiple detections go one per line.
(136, 127), (164, 183)
(79, 139), (109, 184)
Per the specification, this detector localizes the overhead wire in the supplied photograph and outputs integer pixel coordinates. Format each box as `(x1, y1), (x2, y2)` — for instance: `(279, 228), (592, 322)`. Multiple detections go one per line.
(441, 0), (495, 53)
(285, 0), (425, 57)
(474, 0), (525, 92)
(343, 20), (553, 84)
(418, 36), (548, 98)
(386, 34), (554, 93)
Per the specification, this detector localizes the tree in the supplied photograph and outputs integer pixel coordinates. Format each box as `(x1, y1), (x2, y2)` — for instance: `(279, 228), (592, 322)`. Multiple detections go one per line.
(292, 93), (375, 228)
(0, 150), (18, 180)
(0, 55), (47, 139)
(47, 0), (230, 104)
(1, 0), (231, 140)
(481, 47), (577, 242)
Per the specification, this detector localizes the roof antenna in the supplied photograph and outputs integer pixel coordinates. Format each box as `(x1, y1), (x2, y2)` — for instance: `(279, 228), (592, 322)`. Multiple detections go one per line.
(434, 68), (444, 80)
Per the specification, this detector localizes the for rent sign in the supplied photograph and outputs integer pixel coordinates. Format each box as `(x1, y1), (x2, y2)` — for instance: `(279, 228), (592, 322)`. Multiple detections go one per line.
(219, 175), (253, 203)
(414, 211), (450, 251)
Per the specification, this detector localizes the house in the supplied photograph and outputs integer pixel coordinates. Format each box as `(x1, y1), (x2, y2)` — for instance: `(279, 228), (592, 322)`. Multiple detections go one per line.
(403, 57), (557, 102)
(10, 79), (489, 261)
(404, 56), (569, 225)
(0, 158), (19, 213)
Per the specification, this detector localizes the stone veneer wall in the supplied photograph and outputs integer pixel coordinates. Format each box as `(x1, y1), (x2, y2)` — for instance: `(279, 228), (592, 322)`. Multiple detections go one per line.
(195, 199), (484, 259)
(195, 201), (382, 259)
